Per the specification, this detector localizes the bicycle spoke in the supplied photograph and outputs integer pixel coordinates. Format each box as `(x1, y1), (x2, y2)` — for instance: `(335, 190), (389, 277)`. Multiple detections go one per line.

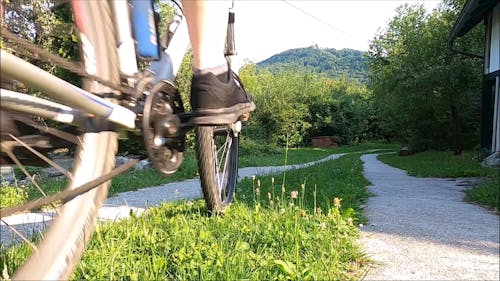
(215, 137), (226, 192)
(0, 159), (138, 218)
(213, 133), (232, 198)
(3, 147), (49, 199)
(1, 219), (38, 252)
(2, 147), (63, 217)
(8, 134), (72, 179)
(13, 115), (81, 145)
(220, 139), (230, 193)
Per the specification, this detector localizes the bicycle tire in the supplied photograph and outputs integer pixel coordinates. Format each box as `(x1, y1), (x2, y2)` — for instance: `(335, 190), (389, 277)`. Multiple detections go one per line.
(195, 125), (239, 213)
(11, 2), (120, 279)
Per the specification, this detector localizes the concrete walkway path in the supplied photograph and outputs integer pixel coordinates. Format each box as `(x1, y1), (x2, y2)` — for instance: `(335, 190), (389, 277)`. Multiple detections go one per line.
(360, 153), (499, 280)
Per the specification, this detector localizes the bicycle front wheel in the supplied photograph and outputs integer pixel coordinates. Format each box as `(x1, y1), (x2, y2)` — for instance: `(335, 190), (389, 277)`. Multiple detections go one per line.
(195, 125), (239, 213)
(7, 1), (121, 279)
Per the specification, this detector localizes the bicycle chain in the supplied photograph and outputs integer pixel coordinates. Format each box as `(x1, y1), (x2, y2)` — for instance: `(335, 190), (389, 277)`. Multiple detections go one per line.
(1, 27), (136, 96)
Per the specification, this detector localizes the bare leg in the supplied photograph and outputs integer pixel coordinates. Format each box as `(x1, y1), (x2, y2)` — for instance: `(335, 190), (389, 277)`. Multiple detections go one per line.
(182, 0), (255, 125)
(182, 0), (228, 71)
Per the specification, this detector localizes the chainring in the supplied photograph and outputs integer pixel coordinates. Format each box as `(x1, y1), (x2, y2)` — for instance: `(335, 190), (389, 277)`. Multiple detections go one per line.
(142, 81), (186, 176)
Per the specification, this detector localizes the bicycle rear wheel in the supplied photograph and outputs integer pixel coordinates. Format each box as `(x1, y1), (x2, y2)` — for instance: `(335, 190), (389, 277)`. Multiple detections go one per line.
(195, 125), (239, 213)
(2, 2), (121, 279)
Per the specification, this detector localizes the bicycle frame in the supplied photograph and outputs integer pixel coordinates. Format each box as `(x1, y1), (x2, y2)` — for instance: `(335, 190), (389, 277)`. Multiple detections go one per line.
(0, 0), (190, 131)
(0, 1), (242, 278)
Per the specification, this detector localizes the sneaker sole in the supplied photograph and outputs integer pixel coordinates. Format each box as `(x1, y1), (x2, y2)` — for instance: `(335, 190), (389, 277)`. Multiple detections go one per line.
(190, 102), (256, 125)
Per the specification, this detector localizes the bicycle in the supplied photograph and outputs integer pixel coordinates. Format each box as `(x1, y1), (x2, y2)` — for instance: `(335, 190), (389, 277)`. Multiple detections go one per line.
(0, 0), (243, 279)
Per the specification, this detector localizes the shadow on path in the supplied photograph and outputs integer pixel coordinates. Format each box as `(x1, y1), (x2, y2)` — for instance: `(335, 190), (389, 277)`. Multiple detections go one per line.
(360, 153), (499, 280)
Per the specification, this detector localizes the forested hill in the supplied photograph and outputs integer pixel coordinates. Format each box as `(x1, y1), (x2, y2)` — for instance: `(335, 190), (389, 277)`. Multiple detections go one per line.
(256, 47), (369, 83)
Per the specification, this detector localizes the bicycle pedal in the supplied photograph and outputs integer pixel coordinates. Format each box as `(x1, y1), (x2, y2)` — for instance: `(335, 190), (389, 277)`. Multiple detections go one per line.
(238, 112), (250, 122)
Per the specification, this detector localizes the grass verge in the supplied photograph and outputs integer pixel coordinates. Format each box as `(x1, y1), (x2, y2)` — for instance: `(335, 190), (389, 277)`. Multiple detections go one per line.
(1, 142), (394, 208)
(378, 150), (499, 212)
(1, 153), (371, 280)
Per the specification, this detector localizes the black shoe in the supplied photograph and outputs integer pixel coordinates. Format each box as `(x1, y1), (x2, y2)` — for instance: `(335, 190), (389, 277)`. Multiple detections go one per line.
(190, 70), (256, 125)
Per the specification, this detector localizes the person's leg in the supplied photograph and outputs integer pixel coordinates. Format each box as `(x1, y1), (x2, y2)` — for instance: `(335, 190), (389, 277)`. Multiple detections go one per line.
(182, 0), (227, 72)
(181, 0), (256, 125)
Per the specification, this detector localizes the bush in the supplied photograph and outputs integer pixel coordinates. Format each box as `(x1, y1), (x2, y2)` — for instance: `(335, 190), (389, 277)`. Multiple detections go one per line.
(239, 136), (281, 156)
(240, 66), (376, 147)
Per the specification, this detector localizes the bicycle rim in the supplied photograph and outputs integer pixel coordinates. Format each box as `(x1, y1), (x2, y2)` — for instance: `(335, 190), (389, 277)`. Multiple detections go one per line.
(195, 126), (239, 213)
(6, 2), (120, 279)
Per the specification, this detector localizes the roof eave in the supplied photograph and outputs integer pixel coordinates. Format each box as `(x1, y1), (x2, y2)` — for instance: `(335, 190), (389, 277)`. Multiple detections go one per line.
(449, 0), (497, 46)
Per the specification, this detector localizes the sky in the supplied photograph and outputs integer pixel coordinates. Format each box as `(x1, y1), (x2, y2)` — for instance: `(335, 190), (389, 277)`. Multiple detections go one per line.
(231, 0), (441, 64)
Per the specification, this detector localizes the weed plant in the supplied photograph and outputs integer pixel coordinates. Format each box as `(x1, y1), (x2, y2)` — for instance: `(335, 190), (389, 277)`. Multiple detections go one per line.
(237, 153), (370, 223)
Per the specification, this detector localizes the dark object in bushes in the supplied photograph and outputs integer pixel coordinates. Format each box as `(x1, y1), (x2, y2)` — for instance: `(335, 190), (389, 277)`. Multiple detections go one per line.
(399, 146), (410, 156)
(312, 136), (341, 148)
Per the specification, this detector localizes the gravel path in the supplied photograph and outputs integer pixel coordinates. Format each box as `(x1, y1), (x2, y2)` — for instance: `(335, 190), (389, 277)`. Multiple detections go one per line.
(360, 153), (499, 280)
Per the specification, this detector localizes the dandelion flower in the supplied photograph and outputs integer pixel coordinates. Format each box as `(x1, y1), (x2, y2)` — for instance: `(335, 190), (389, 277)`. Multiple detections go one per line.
(271, 177), (275, 185)
(290, 190), (299, 199)
(333, 197), (342, 208)
(280, 208), (286, 214)
(186, 201), (194, 207)
(252, 175), (256, 181)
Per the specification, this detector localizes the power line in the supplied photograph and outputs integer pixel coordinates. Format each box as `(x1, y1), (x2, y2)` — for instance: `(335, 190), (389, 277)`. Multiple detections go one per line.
(280, 0), (351, 37)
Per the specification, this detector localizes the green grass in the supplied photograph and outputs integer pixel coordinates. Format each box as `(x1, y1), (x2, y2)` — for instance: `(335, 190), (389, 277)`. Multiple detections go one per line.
(238, 153), (371, 223)
(0, 183), (27, 209)
(1, 153), (371, 280)
(108, 151), (199, 195)
(378, 150), (499, 211)
(1, 142), (394, 209)
(464, 173), (500, 212)
(239, 142), (397, 167)
(378, 150), (495, 178)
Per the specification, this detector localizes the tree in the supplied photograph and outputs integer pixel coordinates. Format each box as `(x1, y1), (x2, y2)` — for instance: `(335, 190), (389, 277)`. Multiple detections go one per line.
(240, 66), (312, 146)
(240, 65), (377, 147)
(2, 0), (79, 86)
(368, 1), (483, 153)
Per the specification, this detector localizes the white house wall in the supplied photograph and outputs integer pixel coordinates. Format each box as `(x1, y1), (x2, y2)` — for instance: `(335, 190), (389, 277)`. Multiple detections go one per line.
(488, 4), (500, 153)
(493, 76), (499, 152)
(488, 4), (500, 73)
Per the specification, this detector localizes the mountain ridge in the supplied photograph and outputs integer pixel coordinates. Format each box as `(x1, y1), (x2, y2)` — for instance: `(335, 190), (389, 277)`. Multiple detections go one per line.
(256, 46), (369, 83)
